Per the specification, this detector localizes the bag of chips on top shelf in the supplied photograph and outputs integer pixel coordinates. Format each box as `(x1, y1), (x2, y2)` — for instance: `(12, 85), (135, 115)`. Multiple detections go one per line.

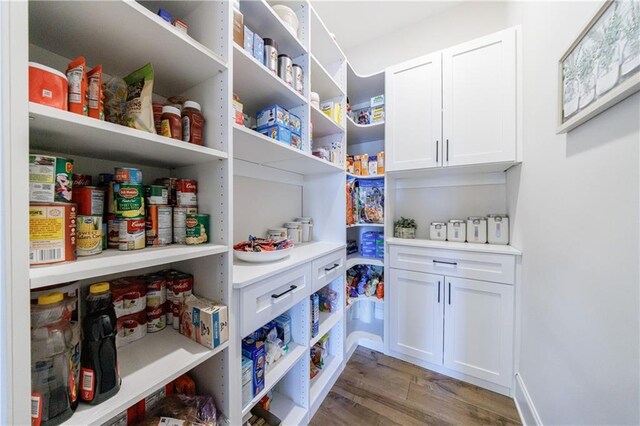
(124, 63), (156, 133)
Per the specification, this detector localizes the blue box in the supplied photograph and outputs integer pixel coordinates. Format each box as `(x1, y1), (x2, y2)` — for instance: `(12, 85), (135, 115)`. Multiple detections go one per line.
(257, 104), (290, 129)
(362, 247), (376, 257)
(260, 125), (291, 145)
(275, 314), (291, 345)
(158, 8), (173, 23)
(291, 133), (302, 150)
(361, 240), (376, 248)
(376, 250), (384, 260)
(362, 231), (380, 243)
(289, 113), (301, 136)
(253, 33), (264, 64)
(243, 26), (254, 54)
(242, 338), (265, 397)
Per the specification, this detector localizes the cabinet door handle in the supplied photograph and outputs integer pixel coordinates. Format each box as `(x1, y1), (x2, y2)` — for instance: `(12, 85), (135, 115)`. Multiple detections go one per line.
(448, 282), (451, 305)
(436, 141), (439, 163)
(437, 281), (441, 303)
(446, 139), (449, 162)
(272, 285), (297, 299)
(433, 260), (457, 266)
(324, 263), (339, 272)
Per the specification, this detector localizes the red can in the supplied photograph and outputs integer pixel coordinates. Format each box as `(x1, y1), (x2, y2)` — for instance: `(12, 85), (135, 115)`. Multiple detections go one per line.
(72, 186), (105, 216)
(170, 273), (193, 299)
(171, 299), (183, 330)
(152, 102), (163, 135)
(176, 179), (197, 207)
(146, 304), (166, 333)
(72, 174), (92, 187)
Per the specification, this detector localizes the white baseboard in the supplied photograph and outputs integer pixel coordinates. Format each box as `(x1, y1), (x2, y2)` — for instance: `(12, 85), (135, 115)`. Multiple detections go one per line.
(514, 373), (543, 426)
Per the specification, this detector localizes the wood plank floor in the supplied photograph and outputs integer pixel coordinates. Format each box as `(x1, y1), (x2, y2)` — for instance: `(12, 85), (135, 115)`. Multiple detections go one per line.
(310, 347), (521, 426)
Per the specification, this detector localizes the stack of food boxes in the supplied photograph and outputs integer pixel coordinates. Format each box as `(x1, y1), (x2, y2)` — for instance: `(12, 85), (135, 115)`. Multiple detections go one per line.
(257, 104), (303, 150)
(362, 231), (384, 260)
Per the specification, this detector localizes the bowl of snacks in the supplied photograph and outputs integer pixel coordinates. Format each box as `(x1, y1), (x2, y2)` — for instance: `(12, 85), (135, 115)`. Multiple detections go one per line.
(233, 236), (294, 263)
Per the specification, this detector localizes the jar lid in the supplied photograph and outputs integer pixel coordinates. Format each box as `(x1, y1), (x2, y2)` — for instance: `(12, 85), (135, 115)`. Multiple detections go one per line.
(487, 214), (508, 218)
(431, 222), (446, 226)
(292, 63), (302, 69)
(162, 105), (181, 116)
(183, 100), (201, 111)
(37, 292), (64, 305)
(285, 222), (300, 228)
(449, 219), (465, 223)
(468, 216), (486, 220)
(268, 227), (287, 232)
(264, 38), (278, 49)
(90, 282), (110, 294)
(278, 54), (291, 59)
(29, 62), (68, 80)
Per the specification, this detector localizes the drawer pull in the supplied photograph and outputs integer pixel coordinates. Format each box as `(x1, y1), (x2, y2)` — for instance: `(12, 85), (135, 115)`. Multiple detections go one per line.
(324, 263), (340, 272)
(433, 260), (457, 266)
(437, 281), (441, 303)
(272, 285), (297, 299)
(448, 282), (451, 305)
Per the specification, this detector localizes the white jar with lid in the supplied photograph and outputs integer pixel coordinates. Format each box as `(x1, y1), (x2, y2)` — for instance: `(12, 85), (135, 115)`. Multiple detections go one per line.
(487, 214), (509, 245)
(310, 92), (320, 110)
(447, 220), (466, 242)
(285, 222), (301, 244)
(295, 217), (313, 242)
(466, 216), (487, 244)
(267, 227), (287, 241)
(429, 222), (447, 241)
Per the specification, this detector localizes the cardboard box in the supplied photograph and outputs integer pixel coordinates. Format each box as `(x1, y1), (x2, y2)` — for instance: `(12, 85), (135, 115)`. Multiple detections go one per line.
(289, 113), (301, 136)
(370, 94), (385, 108)
(233, 8), (244, 46)
(260, 125), (291, 145)
(253, 33), (265, 64)
(179, 295), (229, 349)
(243, 26), (254, 54)
(274, 314), (291, 345)
(257, 104), (289, 129)
(290, 133), (302, 150)
(242, 338), (266, 397)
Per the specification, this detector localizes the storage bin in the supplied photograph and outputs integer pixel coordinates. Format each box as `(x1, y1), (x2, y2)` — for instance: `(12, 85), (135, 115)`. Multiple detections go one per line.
(466, 217), (487, 244)
(447, 220), (466, 242)
(29, 62), (68, 110)
(487, 214), (509, 245)
(429, 222), (447, 241)
(271, 4), (299, 38)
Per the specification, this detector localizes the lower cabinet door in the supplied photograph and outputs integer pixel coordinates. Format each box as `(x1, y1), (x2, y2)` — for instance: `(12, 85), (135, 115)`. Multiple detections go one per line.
(390, 269), (444, 365)
(444, 277), (514, 387)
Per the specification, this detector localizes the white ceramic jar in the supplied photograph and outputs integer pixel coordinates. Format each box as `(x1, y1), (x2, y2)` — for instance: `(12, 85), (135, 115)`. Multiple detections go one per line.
(466, 217), (487, 244)
(295, 217), (313, 242)
(267, 227), (287, 241)
(487, 214), (509, 245)
(285, 222), (301, 244)
(429, 222), (447, 241)
(447, 220), (466, 242)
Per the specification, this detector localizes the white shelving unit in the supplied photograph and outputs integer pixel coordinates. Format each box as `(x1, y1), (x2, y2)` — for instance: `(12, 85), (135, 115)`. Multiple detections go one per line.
(347, 117), (385, 145)
(346, 254), (383, 269)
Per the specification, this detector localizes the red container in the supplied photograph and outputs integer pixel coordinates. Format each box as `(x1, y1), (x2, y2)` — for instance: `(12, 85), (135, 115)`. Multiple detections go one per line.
(29, 62), (68, 110)
(176, 179), (197, 207)
(72, 186), (105, 216)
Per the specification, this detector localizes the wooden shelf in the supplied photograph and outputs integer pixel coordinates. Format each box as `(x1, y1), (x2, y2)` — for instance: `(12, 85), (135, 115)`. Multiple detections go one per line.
(346, 255), (383, 269)
(29, 103), (228, 168)
(63, 328), (228, 426)
(310, 105), (344, 138)
(233, 125), (344, 176)
(30, 244), (228, 289)
(386, 237), (522, 256)
(233, 46), (307, 114)
(310, 54), (345, 100)
(29, 1), (226, 97)
(347, 117), (385, 145)
(311, 310), (343, 346)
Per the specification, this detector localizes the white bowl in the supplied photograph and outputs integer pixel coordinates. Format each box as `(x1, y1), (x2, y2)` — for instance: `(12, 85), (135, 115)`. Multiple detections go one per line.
(234, 246), (293, 263)
(272, 4), (299, 38)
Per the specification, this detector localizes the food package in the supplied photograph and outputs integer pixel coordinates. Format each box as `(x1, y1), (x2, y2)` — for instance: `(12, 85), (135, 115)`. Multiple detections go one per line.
(358, 178), (384, 224)
(318, 287), (338, 313)
(124, 63), (156, 133)
(310, 293), (319, 338)
(140, 394), (216, 426)
(87, 65), (104, 120)
(346, 177), (356, 226)
(179, 295), (229, 349)
(242, 338), (266, 396)
(274, 314), (291, 345)
(259, 124), (291, 145)
(265, 327), (286, 368)
(256, 104), (289, 130)
(66, 56), (88, 115)
(116, 310), (147, 348)
(103, 75), (128, 125)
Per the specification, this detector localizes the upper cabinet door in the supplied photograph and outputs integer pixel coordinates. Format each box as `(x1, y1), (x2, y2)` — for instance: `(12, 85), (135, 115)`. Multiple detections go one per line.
(442, 28), (517, 166)
(386, 52), (442, 171)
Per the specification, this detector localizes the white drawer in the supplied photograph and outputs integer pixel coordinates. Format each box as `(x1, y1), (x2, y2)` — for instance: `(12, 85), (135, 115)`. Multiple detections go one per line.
(240, 264), (311, 337)
(389, 245), (515, 285)
(311, 249), (346, 293)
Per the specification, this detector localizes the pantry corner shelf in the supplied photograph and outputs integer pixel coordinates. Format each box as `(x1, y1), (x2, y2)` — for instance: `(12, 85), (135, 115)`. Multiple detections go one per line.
(346, 255), (384, 269)
(346, 64), (385, 106)
(310, 54), (345, 100)
(346, 117), (385, 145)
(386, 237), (523, 256)
(269, 391), (307, 426)
(29, 1), (227, 97)
(232, 124), (344, 176)
(63, 328), (229, 426)
(241, 343), (307, 417)
(346, 172), (385, 180)
(347, 223), (384, 229)
(309, 354), (342, 407)
(310, 105), (345, 138)
(311, 309), (343, 347)
(29, 103), (228, 168)
(309, 5), (346, 71)
(346, 318), (384, 358)
(30, 244), (228, 289)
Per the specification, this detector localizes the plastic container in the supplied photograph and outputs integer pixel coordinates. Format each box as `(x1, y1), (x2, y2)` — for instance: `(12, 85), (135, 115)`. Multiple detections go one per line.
(264, 38), (278, 74)
(81, 282), (120, 405)
(447, 220), (466, 242)
(295, 217), (313, 242)
(310, 92), (320, 110)
(487, 214), (509, 245)
(429, 222), (447, 241)
(267, 227), (287, 241)
(271, 5), (299, 38)
(31, 292), (75, 426)
(161, 105), (182, 140)
(278, 54), (293, 86)
(466, 216), (487, 244)
(29, 62), (69, 110)
(182, 101), (205, 146)
(285, 221), (301, 244)
(292, 64), (304, 95)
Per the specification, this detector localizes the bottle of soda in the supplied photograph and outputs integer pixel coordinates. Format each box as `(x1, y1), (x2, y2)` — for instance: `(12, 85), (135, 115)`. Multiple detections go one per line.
(80, 282), (120, 404)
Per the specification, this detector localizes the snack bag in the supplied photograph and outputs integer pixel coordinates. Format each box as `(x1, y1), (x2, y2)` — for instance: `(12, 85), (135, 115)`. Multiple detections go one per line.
(66, 56), (88, 115)
(103, 75), (128, 125)
(358, 178), (384, 224)
(124, 63), (156, 133)
(87, 65), (104, 120)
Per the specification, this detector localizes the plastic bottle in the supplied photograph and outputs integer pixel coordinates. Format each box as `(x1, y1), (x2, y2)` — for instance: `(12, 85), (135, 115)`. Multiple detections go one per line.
(80, 282), (120, 404)
(31, 292), (75, 426)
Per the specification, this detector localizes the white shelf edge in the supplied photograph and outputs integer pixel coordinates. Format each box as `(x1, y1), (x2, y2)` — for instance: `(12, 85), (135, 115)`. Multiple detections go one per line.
(346, 172), (385, 180)
(30, 244), (228, 288)
(311, 309), (343, 347)
(346, 255), (383, 269)
(269, 391), (308, 426)
(309, 354), (342, 405)
(310, 53), (346, 97)
(346, 223), (384, 228)
(346, 116), (385, 129)
(386, 237), (522, 256)
(346, 296), (384, 311)
(311, 105), (345, 133)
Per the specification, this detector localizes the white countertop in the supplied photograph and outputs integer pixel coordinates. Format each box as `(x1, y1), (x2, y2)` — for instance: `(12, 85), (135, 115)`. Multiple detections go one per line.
(386, 237), (522, 256)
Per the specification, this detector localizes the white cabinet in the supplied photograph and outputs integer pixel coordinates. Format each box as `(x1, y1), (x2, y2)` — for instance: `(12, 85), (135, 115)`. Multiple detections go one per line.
(385, 53), (442, 171)
(389, 269), (443, 365)
(444, 277), (514, 388)
(442, 28), (517, 166)
(385, 27), (518, 172)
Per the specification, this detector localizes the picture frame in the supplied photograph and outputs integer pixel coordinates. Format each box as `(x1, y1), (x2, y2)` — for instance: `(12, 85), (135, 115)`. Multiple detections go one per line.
(557, 0), (640, 134)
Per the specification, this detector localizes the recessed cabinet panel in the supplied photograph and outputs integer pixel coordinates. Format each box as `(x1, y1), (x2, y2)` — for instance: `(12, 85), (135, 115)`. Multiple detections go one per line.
(442, 28), (517, 166)
(386, 53), (442, 171)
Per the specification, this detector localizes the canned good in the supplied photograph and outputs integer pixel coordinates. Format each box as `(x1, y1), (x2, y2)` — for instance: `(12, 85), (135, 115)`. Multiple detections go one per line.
(146, 305), (166, 333)
(171, 299), (182, 330)
(264, 38), (278, 74)
(114, 167), (142, 184)
(144, 275), (167, 307)
(155, 177), (177, 206)
(146, 185), (168, 205)
(98, 173), (114, 186)
(76, 215), (103, 256)
(107, 214), (119, 249)
(72, 174), (92, 187)
(29, 202), (77, 265)
(29, 155), (74, 203)
(107, 181), (116, 214)
(278, 54), (293, 86)
(292, 64), (303, 94)
(173, 207), (197, 244)
(118, 218), (145, 251)
(176, 179), (197, 207)
(169, 273), (193, 300)
(185, 214), (209, 245)
(72, 186), (105, 216)
(146, 205), (172, 247)
(115, 183), (145, 218)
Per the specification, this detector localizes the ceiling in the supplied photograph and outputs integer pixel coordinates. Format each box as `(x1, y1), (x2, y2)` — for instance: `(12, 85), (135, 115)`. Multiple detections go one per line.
(311, 1), (464, 51)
